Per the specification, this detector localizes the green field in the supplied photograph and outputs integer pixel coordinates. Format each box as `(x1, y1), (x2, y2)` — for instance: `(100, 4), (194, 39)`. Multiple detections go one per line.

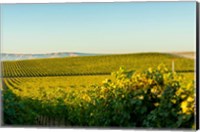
(2, 52), (195, 97)
(3, 75), (112, 98)
(2, 52), (195, 127)
(180, 72), (195, 81)
(2, 52), (194, 77)
(3, 72), (194, 102)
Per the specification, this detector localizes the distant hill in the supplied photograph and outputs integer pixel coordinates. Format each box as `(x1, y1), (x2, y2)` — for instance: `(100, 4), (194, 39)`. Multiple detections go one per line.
(1, 52), (99, 61)
(2, 51), (195, 61)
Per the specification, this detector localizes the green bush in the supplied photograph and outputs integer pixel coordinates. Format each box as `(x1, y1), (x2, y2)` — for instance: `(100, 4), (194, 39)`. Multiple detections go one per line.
(2, 89), (38, 125)
(2, 64), (195, 128)
(85, 64), (195, 128)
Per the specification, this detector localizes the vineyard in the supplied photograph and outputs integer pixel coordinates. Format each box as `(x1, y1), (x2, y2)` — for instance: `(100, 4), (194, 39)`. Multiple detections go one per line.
(1, 52), (196, 128)
(2, 53), (194, 77)
(3, 75), (112, 99)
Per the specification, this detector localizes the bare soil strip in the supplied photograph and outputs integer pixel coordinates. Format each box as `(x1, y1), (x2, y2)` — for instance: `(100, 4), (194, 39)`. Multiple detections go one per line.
(169, 52), (196, 59)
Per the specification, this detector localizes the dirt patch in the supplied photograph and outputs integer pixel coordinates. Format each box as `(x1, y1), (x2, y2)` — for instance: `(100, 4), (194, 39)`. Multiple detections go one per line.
(169, 52), (196, 59)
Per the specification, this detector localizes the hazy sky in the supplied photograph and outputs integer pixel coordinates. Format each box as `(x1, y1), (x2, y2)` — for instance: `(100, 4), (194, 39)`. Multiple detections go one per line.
(1, 2), (196, 54)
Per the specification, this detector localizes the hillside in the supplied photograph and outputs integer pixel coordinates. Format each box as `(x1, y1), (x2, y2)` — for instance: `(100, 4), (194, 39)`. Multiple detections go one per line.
(2, 52), (194, 77)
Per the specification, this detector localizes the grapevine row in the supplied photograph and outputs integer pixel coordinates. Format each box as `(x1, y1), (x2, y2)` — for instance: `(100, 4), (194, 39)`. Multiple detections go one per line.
(2, 53), (194, 77)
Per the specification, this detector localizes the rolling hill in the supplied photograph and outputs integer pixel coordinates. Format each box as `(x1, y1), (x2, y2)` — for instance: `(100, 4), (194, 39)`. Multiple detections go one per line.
(2, 52), (194, 77)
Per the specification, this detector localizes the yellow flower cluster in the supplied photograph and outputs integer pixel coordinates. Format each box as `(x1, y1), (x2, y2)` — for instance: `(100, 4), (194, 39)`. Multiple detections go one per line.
(181, 96), (194, 115)
(82, 94), (91, 103)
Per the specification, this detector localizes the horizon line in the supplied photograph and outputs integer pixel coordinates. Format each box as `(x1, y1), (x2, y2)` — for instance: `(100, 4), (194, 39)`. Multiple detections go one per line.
(0, 51), (196, 55)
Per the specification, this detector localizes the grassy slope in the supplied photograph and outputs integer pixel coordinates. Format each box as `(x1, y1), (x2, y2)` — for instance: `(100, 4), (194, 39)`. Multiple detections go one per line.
(4, 75), (111, 90)
(2, 52), (194, 77)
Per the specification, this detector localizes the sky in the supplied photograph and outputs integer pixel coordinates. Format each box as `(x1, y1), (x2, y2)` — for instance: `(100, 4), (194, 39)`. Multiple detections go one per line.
(0, 2), (196, 54)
